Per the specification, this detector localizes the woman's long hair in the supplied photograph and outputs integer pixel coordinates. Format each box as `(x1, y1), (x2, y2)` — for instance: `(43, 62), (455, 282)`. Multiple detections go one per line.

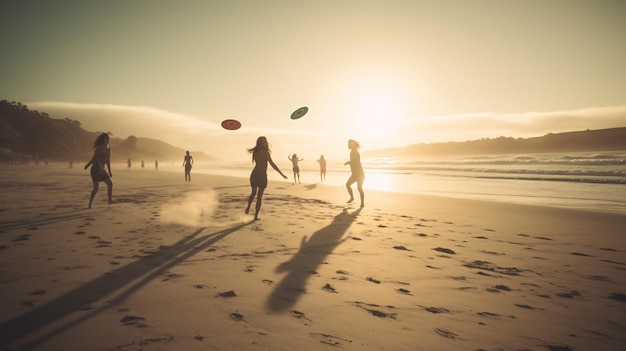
(247, 136), (270, 154)
(348, 139), (360, 149)
(93, 133), (110, 148)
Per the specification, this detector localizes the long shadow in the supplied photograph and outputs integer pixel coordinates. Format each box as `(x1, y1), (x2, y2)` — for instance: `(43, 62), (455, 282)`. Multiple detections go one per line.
(0, 221), (253, 350)
(0, 210), (92, 231)
(266, 207), (362, 312)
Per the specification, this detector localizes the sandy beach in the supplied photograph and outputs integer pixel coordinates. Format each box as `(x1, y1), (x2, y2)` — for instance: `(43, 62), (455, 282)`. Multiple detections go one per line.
(0, 163), (625, 351)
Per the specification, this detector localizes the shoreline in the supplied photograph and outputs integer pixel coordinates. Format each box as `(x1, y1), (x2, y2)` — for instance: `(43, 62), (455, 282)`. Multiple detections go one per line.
(1, 164), (625, 351)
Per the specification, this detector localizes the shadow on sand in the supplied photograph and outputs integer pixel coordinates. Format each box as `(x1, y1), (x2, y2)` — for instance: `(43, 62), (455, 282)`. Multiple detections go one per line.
(0, 221), (253, 350)
(266, 207), (362, 312)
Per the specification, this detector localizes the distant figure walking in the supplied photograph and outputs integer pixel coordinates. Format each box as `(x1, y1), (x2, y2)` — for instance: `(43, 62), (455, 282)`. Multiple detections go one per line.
(84, 133), (113, 208)
(155, 160), (159, 170)
(183, 151), (193, 182)
(69, 159), (74, 169)
(317, 155), (327, 182)
(127, 158), (131, 168)
(245, 136), (288, 220)
(288, 153), (303, 183)
(344, 139), (365, 207)
(141, 160), (145, 169)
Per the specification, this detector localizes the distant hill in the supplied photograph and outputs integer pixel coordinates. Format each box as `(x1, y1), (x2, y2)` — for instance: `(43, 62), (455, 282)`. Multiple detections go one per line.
(0, 100), (212, 163)
(363, 127), (626, 158)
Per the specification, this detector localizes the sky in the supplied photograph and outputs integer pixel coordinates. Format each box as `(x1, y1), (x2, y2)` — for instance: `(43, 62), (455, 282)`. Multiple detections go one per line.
(1, 0), (625, 161)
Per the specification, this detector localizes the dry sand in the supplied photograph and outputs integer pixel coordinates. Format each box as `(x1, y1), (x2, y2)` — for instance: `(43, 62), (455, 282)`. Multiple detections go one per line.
(0, 163), (625, 351)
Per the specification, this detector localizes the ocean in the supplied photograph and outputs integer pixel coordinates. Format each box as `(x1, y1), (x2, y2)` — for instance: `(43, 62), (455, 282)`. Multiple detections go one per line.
(180, 151), (626, 214)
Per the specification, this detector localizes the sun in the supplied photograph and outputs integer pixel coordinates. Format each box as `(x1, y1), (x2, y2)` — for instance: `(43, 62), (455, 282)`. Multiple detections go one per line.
(356, 93), (400, 138)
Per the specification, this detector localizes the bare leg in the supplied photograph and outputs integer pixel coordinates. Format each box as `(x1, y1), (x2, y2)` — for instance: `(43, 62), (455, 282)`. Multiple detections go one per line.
(345, 179), (355, 203)
(245, 186), (258, 214)
(89, 181), (99, 208)
(357, 181), (365, 207)
(254, 187), (265, 220)
(104, 178), (113, 204)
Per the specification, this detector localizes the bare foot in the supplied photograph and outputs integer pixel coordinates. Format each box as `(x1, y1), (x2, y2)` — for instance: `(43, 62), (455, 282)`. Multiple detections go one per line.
(244, 207), (250, 215)
(347, 198), (354, 203)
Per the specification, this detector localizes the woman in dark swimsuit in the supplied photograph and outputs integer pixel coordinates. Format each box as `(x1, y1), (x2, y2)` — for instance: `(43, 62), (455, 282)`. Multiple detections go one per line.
(84, 133), (113, 208)
(183, 151), (193, 182)
(245, 136), (287, 220)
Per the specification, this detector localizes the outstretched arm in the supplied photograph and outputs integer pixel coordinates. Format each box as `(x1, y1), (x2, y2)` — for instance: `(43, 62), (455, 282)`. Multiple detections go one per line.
(85, 155), (95, 169)
(269, 155), (287, 179)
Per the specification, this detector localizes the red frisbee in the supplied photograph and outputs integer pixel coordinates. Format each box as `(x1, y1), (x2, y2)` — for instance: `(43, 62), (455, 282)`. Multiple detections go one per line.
(221, 119), (241, 130)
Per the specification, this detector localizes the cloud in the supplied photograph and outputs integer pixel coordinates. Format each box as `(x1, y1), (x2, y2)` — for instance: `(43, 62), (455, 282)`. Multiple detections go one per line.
(400, 106), (626, 143)
(28, 101), (341, 161)
(28, 101), (626, 159)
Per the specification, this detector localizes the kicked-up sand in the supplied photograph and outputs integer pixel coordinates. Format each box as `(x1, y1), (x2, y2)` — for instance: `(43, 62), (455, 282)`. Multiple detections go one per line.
(0, 164), (625, 351)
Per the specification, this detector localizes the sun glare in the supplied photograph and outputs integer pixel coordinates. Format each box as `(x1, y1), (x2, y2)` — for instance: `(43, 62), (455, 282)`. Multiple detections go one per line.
(356, 94), (400, 138)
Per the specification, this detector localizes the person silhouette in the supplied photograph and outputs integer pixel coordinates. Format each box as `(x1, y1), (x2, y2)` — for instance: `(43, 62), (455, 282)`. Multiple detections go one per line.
(344, 139), (365, 207)
(288, 153), (303, 183)
(317, 154), (327, 182)
(84, 133), (113, 208)
(245, 136), (288, 220)
(182, 151), (193, 182)
(155, 160), (159, 170)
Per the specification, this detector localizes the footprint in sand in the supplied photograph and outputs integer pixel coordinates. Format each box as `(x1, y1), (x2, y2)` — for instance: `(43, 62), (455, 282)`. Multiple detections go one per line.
(322, 283), (337, 293)
(424, 307), (450, 314)
(290, 310), (313, 322)
(434, 328), (458, 339)
(515, 303), (545, 311)
(229, 312), (245, 321)
(571, 252), (593, 257)
(216, 290), (237, 298)
(350, 301), (397, 319)
(12, 234), (31, 242)
(21, 300), (36, 307)
(395, 288), (412, 295)
(120, 315), (147, 327)
(556, 290), (581, 299)
(309, 333), (351, 347)
(433, 247), (455, 255)
(366, 277), (381, 284)
(609, 292), (626, 302)
(162, 273), (184, 281)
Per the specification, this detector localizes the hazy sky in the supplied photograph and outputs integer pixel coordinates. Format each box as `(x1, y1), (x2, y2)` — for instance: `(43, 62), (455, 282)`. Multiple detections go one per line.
(1, 0), (625, 160)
